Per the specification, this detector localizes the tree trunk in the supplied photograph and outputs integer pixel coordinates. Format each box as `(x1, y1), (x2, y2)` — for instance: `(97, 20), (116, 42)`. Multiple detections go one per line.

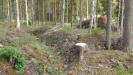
(54, 0), (57, 25)
(8, 0), (12, 26)
(90, 0), (97, 33)
(25, 0), (29, 26)
(119, 0), (124, 34)
(66, 0), (68, 23)
(87, 0), (89, 19)
(80, 0), (83, 28)
(61, 0), (65, 26)
(48, 3), (51, 22)
(52, 0), (56, 25)
(32, 0), (34, 24)
(71, 0), (73, 27)
(123, 0), (133, 52)
(106, 0), (112, 50)
(16, 0), (20, 30)
(96, 0), (99, 27)
(42, 0), (45, 24)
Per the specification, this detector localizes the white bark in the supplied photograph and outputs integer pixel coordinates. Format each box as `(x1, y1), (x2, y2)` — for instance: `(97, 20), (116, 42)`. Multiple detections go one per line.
(90, 0), (97, 33)
(16, 0), (20, 30)
(89, 0), (97, 33)
(25, 0), (29, 26)
(87, 0), (89, 19)
(80, 0), (83, 28)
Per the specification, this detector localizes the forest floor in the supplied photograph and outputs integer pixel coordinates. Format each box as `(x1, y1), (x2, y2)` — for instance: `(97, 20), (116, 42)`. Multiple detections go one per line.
(0, 23), (133, 75)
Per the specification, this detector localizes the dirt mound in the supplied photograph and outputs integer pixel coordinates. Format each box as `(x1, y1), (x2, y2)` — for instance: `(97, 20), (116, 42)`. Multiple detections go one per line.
(29, 26), (51, 37)
(31, 27), (81, 63)
(38, 31), (80, 65)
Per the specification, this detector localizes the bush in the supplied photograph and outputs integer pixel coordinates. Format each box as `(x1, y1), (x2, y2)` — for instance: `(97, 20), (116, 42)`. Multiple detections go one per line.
(28, 20), (32, 25)
(45, 66), (57, 74)
(0, 47), (26, 70)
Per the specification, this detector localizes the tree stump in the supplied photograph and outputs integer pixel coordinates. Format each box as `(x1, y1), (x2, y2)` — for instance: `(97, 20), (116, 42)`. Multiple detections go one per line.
(75, 43), (88, 62)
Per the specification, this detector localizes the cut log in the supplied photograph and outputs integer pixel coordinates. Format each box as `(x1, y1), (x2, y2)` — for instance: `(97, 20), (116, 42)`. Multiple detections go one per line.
(75, 43), (88, 61)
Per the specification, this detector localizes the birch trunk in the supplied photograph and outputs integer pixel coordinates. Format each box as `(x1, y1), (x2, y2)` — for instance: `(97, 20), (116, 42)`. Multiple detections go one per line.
(90, 0), (97, 33)
(87, 0), (89, 19)
(16, 0), (20, 30)
(80, 0), (83, 28)
(25, 0), (29, 26)
(119, 0), (124, 34)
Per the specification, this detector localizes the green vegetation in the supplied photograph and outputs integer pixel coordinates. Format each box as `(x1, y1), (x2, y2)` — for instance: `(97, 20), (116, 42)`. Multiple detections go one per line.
(0, 27), (11, 37)
(44, 66), (68, 75)
(60, 50), (65, 55)
(113, 64), (133, 75)
(0, 47), (25, 70)
(45, 66), (57, 74)
(91, 28), (105, 38)
(57, 27), (75, 34)
(0, 25), (132, 74)
(10, 34), (37, 48)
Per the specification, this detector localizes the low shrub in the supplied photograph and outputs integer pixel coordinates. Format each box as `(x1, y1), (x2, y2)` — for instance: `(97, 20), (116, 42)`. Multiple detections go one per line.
(0, 47), (26, 70)
(113, 64), (133, 75)
(44, 66), (57, 74)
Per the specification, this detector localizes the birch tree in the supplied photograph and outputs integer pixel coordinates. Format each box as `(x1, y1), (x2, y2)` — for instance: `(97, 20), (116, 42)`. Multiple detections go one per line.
(89, 0), (97, 33)
(80, 0), (83, 28)
(25, 0), (29, 26)
(87, 0), (89, 19)
(119, 0), (124, 34)
(16, 0), (20, 30)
